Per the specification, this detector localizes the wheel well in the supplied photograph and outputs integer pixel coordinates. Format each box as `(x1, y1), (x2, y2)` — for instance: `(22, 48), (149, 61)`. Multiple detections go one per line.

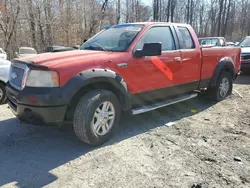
(0, 80), (6, 86)
(210, 62), (235, 88)
(64, 81), (127, 121)
(222, 65), (234, 78)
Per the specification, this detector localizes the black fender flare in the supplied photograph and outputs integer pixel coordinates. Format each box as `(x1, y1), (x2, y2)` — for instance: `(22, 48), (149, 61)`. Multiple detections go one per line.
(210, 57), (235, 87)
(61, 68), (132, 110)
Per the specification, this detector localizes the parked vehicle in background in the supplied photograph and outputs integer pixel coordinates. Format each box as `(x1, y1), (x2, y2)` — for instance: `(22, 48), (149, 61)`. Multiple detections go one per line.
(7, 22), (241, 146)
(0, 48), (7, 59)
(44, 45), (66, 52)
(0, 59), (11, 104)
(72, 45), (80, 50)
(237, 36), (250, 72)
(16, 47), (37, 58)
(44, 45), (75, 52)
(226, 42), (235, 46)
(199, 37), (226, 47)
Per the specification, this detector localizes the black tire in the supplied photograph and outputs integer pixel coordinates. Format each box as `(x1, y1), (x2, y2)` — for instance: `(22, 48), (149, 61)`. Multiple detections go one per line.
(73, 89), (121, 145)
(207, 71), (233, 101)
(0, 83), (7, 105)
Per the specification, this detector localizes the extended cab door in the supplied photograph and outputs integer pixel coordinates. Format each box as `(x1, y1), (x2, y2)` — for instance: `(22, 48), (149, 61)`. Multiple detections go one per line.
(173, 26), (201, 87)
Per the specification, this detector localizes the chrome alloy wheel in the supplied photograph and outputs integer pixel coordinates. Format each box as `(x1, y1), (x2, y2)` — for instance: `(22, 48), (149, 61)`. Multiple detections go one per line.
(219, 77), (230, 97)
(91, 101), (115, 136)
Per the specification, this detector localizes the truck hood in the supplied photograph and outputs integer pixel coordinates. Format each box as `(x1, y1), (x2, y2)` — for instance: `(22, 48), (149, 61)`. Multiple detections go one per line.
(241, 47), (250, 53)
(18, 50), (113, 68)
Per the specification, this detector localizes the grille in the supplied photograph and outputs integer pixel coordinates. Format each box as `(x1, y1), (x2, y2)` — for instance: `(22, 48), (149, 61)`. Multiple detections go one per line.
(9, 65), (25, 90)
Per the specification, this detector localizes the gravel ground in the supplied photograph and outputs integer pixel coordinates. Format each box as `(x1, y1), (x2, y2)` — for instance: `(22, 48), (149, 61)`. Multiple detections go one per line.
(0, 75), (250, 188)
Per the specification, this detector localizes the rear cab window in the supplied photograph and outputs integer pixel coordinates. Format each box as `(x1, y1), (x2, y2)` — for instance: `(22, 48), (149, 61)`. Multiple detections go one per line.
(177, 27), (195, 49)
(199, 38), (219, 46)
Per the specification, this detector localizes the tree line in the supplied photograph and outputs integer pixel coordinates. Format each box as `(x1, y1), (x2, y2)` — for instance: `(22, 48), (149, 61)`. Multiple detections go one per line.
(0, 0), (250, 58)
(153, 0), (250, 41)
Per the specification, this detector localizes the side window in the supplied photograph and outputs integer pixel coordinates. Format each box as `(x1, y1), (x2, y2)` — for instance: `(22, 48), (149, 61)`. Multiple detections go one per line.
(178, 27), (195, 49)
(134, 26), (176, 51)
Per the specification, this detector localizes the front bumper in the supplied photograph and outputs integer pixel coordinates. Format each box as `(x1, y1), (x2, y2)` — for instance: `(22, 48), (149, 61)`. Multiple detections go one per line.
(6, 84), (67, 125)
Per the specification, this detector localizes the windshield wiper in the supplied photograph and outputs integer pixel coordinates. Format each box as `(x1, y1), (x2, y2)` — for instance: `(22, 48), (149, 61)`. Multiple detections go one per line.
(84, 42), (107, 52)
(93, 42), (107, 51)
(84, 46), (98, 50)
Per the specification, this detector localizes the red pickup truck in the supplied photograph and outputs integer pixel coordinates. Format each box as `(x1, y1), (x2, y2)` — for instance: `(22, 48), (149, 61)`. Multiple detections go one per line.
(7, 22), (241, 145)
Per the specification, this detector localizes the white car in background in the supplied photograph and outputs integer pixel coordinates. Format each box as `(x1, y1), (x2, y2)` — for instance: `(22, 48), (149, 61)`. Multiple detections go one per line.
(16, 47), (37, 58)
(0, 58), (11, 104)
(0, 48), (7, 59)
(237, 36), (250, 72)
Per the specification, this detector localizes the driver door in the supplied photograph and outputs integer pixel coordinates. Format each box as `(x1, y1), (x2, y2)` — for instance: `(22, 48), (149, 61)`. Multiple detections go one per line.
(127, 26), (182, 103)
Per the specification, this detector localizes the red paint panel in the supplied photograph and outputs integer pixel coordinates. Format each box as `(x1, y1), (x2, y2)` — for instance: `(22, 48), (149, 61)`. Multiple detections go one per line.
(17, 22), (241, 93)
(201, 47), (241, 79)
(114, 51), (182, 94)
(151, 57), (174, 81)
(179, 49), (201, 83)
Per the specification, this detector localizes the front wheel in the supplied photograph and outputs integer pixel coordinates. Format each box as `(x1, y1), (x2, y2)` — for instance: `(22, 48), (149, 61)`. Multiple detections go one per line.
(208, 71), (233, 101)
(73, 90), (121, 145)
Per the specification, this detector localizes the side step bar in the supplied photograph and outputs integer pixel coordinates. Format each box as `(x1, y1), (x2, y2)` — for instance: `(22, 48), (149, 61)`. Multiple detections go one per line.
(132, 93), (198, 115)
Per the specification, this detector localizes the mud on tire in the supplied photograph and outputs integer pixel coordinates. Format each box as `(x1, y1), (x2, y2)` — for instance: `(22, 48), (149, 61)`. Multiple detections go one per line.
(208, 71), (233, 101)
(73, 89), (121, 145)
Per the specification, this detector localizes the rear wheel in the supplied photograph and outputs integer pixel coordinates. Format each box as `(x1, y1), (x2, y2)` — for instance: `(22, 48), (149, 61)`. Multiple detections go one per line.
(208, 71), (232, 101)
(73, 90), (121, 145)
(0, 83), (7, 105)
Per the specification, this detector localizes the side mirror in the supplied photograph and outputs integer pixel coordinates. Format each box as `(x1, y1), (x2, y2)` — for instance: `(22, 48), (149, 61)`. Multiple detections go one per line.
(134, 43), (162, 58)
(104, 26), (111, 30)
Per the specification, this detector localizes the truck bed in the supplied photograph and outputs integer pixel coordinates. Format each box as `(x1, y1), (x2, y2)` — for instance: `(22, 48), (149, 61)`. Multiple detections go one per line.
(201, 47), (241, 80)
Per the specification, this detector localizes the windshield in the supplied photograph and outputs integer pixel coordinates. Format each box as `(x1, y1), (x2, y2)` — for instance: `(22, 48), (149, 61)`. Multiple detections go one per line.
(80, 24), (144, 52)
(199, 38), (219, 46)
(238, 37), (250, 47)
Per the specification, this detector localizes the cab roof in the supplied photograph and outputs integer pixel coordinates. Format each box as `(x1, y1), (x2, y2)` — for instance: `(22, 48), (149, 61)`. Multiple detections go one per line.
(113, 22), (191, 27)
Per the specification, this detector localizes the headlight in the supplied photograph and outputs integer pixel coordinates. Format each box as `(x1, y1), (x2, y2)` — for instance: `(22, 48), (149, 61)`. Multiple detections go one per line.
(25, 70), (59, 87)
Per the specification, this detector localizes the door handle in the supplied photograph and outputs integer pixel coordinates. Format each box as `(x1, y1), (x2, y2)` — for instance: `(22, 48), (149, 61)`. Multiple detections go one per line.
(117, 63), (128, 67)
(174, 57), (182, 62)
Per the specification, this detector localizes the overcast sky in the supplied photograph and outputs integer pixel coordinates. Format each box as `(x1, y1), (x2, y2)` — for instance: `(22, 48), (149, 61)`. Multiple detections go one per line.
(142, 0), (151, 6)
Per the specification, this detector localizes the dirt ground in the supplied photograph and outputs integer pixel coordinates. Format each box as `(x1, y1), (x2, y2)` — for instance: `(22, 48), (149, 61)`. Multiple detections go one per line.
(0, 75), (250, 188)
